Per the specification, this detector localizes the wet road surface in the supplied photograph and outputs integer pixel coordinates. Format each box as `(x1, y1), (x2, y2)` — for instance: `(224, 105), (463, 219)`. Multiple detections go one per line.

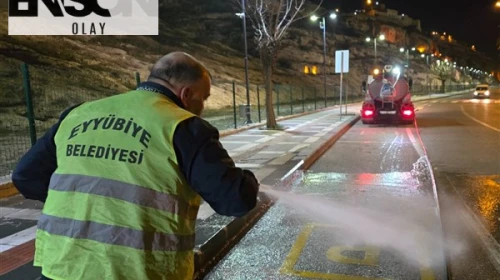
(206, 116), (447, 279)
(416, 86), (500, 279)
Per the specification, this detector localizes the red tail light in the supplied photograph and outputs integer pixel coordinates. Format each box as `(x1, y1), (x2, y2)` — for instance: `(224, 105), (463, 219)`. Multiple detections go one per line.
(364, 110), (374, 116)
(403, 110), (413, 116)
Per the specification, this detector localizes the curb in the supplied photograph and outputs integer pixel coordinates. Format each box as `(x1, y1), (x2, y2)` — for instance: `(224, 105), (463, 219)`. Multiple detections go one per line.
(192, 114), (360, 279)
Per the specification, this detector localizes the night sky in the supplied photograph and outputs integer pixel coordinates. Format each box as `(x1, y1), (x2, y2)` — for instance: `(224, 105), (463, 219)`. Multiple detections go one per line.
(315, 0), (499, 58)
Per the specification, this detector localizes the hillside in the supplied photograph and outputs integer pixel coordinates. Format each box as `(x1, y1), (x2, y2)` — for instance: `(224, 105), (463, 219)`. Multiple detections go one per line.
(0, 0), (497, 127)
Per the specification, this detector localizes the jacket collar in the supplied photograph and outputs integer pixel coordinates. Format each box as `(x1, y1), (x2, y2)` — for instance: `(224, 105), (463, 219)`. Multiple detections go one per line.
(136, 81), (185, 109)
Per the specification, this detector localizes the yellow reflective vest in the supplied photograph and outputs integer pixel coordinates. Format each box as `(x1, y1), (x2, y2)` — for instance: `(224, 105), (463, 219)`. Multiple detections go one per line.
(34, 89), (201, 280)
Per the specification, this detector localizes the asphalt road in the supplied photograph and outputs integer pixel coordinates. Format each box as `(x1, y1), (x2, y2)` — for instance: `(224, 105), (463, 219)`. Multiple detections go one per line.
(416, 86), (500, 279)
(206, 108), (448, 279)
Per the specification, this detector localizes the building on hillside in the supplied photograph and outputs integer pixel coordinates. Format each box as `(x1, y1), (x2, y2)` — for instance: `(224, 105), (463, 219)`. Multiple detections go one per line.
(362, 1), (421, 32)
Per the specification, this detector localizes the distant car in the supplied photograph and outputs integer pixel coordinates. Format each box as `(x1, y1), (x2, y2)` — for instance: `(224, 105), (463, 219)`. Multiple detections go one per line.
(473, 84), (490, 98)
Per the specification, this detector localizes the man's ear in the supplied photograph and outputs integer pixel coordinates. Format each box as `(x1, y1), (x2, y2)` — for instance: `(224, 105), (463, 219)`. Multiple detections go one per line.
(179, 87), (192, 101)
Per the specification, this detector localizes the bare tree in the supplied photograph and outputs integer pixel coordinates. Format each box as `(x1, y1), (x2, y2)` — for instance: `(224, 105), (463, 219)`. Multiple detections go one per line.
(239, 0), (322, 129)
(430, 60), (454, 93)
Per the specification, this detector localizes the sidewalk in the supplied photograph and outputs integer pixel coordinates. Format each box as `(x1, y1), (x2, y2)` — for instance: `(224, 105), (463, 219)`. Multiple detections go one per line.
(0, 88), (472, 279)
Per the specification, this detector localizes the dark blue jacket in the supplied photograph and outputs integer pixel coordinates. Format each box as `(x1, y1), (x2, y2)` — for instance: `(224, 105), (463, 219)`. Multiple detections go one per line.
(12, 82), (259, 217)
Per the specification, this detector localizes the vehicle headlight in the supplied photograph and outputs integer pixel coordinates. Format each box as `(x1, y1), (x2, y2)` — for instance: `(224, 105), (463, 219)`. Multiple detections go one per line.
(485, 90), (490, 96)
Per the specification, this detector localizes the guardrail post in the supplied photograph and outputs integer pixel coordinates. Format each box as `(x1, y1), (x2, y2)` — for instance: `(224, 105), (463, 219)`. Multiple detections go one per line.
(314, 87), (317, 110)
(276, 85), (280, 116)
(257, 85), (261, 122)
(21, 63), (37, 146)
(135, 71), (141, 87)
(301, 87), (305, 113)
(232, 81), (237, 129)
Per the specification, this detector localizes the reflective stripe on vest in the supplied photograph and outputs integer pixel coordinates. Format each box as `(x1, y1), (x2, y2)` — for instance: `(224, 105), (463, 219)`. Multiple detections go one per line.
(34, 90), (201, 279)
(49, 173), (199, 221)
(38, 214), (195, 251)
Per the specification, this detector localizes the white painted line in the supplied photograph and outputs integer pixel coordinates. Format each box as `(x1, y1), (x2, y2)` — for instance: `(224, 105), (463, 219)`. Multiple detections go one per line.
(305, 136), (320, 143)
(431, 100), (439, 103)
(228, 151), (240, 158)
(235, 163), (261, 168)
(233, 134), (268, 137)
(313, 131), (328, 137)
(256, 136), (275, 143)
(258, 151), (284, 155)
(0, 226), (37, 253)
(461, 104), (500, 132)
(252, 168), (277, 181)
(3, 208), (41, 220)
(288, 144), (309, 153)
(268, 153), (295, 165)
(220, 141), (249, 144)
(452, 100), (459, 103)
(1, 207), (26, 218)
(197, 202), (216, 220)
(277, 142), (301, 145)
(234, 143), (260, 151)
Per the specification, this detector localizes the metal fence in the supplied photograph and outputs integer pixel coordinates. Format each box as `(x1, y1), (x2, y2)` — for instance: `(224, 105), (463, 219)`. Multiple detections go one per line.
(0, 62), (471, 178)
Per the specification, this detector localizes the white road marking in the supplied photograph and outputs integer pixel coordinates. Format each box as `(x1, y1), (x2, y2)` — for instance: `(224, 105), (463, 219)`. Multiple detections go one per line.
(0, 226), (37, 253)
(256, 136), (276, 143)
(313, 131), (328, 137)
(234, 143), (260, 151)
(305, 136), (320, 143)
(220, 141), (249, 144)
(235, 163), (261, 168)
(461, 104), (500, 132)
(197, 203), (216, 220)
(258, 151), (284, 155)
(288, 144), (310, 153)
(1, 208), (41, 220)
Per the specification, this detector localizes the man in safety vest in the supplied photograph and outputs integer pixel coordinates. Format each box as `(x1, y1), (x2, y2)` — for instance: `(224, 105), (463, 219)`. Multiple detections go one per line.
(12, 52), (260, 280)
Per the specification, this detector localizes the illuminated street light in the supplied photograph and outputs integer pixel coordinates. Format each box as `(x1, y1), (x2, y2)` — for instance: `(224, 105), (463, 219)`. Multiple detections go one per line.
(310, 13), (338, 108)
(411, 47), (416, 51)
(236, 0), (252, 124)
(496, 1), (500, 8)
(366, 34), (385, 67)
(421, 54), (425, 58)
(400, 47), (405, 52)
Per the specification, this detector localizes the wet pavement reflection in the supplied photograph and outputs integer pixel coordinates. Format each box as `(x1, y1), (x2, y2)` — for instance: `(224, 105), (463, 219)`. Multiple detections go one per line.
(205, 124), (447, 280)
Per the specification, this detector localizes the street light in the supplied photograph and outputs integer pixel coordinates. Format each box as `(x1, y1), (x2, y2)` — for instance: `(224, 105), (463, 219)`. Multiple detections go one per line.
(366, 34), (385, 68)
(310, 12), (337, 108)
(236, 0), (252, 124)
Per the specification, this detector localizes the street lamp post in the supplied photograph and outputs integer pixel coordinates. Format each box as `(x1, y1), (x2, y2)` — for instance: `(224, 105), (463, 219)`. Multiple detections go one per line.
(237, 0), (252, 124)
(311, 13), (337, 108)
(366, 34), (385, 68)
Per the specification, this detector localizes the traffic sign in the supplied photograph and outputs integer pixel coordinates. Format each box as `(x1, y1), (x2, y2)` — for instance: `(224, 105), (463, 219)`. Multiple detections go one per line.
(335, 50), (349, 73)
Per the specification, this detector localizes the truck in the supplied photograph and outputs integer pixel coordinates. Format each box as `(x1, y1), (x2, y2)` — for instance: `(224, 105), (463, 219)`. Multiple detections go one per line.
(360, 64), (415, 125)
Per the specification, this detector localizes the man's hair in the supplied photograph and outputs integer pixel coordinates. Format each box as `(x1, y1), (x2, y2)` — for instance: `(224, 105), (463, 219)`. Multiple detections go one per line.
(147, 52), (212, 86)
